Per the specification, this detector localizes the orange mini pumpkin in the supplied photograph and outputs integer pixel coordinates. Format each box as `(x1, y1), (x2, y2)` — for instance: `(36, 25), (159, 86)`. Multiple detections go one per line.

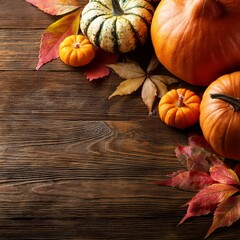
(200, 72), (240, 161)
(59, 35), (96, 67)
(158, 88), (201, 129)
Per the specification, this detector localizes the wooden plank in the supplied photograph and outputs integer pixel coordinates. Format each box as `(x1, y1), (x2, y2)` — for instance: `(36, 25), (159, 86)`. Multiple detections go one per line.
(0, 0), (88, 29)
(0, 29), (55, 70)
(0, 119), (237, 239)
(2, 1), (239, 239)
(0, 118), (198, 240)
(0, 28), (158, 71)
(0, 0), (53, 28)
(0, 70), (155, 120)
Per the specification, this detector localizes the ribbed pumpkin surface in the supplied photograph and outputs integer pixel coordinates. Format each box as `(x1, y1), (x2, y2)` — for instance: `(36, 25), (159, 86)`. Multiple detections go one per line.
(80, 0), (154, 53)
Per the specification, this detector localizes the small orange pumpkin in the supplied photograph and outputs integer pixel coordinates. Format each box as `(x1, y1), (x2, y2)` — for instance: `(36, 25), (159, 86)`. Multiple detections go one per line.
(158, 88), (201, 129)
(200, 72), (240, 160)
(59, 35), (96, 67)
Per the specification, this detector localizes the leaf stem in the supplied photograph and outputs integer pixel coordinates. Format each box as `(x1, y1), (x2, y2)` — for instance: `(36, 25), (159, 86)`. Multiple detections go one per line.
(210, 93), (240, 112)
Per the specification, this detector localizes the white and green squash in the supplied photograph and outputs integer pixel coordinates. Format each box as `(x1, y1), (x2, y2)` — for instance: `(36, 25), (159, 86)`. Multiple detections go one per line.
(80, 0), (154, 53)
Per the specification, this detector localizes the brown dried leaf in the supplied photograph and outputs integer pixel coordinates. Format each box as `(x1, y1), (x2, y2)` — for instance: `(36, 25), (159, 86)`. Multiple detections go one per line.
(108, 56), (178, 114)
(141, 78), (157, 114)
(146, 54), (160, 73)
(109, 77), (145, 99)
(107, 62), (145, 79)
(151, 74), (179, 85)
(150, 75), (168, 98)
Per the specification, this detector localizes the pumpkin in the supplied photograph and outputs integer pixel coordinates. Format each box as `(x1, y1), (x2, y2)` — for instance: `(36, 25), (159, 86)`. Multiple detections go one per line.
(200, 71), (240, 160)
(151, 0), (240, 86)
(80, 0), (154, 53)
(158, 88), (201, 129)
(59, 35), (96, 67)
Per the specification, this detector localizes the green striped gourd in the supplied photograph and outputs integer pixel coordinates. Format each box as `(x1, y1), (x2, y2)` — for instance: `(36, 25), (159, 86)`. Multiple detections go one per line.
(80, 0), (154, 53)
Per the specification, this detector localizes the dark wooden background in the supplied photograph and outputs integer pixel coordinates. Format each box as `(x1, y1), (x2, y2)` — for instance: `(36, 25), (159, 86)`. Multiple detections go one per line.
(0, 0), (239, 239)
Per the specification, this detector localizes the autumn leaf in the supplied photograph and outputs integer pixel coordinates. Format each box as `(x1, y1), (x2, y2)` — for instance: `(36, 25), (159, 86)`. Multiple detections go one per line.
(205, 195), (240, 238)
(109, 77), (145, 98)
(207, 154), (226, 167)
(179, 183), (239, 225)
(175, 144), (211, 172)
(210, 165), (240, 185)
(175, 137), (225, 172)
(107, 62), (145, 79)
(150, 75), (169, 98)
(175, 144), (191, 166)
(188, 135), (225, 165)
(26, 0), (82, 15)
(155, 135), (240, 238)
(107, 61), (146, 98)
(188, 135), (215, 153)
(141, 78), (158, 113)
(83, 48), (119, 81)
(155, 170), (216, 192)
(36, 9), (81, 70)
(107, 55), (178, 114)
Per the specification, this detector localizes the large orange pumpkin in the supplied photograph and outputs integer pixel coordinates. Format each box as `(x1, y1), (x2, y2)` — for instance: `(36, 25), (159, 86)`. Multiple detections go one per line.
(200, 72), (240, 160)
(151, 0), (240, 86)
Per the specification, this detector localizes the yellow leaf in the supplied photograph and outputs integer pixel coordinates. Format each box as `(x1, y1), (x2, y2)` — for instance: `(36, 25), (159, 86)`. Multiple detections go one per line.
(151, 75), (179, 85)
(150, 75), (168, 98)
(141, 78), (157, 114)
(107, 62), (145, 79)
(146, 54), (160, 73)
(109, 77), (145, 99)
(108, 57), (179, 114)
(205, 195), (240, 239)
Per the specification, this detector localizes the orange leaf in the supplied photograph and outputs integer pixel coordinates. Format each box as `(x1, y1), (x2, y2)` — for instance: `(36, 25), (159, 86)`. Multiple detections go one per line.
(36, 9), (80, 70)
(26, 0), (82, 15)
(179, 183), (239, 225)
(205, 195), (240, 238)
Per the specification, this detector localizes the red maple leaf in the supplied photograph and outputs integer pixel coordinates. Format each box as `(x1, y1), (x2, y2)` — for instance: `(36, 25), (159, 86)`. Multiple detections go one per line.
(83, 48), (119, 81)
(156, 135), (240, 238)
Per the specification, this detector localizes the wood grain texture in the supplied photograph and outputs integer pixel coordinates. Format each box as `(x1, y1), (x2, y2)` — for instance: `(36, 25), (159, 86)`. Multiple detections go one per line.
(0, 0), (240, 239)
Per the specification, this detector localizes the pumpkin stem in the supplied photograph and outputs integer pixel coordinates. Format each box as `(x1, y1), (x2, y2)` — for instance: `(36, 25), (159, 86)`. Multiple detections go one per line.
(210, 93), (240, 112)
(111, 0), (124, 16)
(177, 95), (185, 107)
(73, 42), (80, 49)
